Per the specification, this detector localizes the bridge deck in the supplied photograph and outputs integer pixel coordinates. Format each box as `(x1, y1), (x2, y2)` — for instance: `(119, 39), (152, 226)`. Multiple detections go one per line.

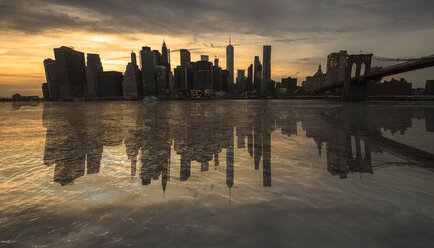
(313, 56), (434, 93)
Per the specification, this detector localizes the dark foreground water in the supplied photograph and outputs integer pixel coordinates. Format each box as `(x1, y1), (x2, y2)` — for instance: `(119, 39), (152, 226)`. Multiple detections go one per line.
(0, 100), (433, 248)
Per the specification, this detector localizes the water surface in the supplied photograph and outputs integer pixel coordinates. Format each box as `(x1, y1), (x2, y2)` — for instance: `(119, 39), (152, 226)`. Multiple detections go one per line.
(0, 100), (433, 247)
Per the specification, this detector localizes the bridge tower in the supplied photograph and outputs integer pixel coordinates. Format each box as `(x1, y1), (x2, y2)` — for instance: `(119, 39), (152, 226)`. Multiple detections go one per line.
(343, 54), (373, 101)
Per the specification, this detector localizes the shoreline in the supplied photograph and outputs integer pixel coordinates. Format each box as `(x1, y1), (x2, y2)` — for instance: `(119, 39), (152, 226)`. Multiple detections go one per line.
(2, 95), (434, 102)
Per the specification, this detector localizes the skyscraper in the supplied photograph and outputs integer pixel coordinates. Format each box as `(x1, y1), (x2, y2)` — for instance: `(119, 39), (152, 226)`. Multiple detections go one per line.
(43, 46), (87, 99)
(246, 64), (253, 91)
(86, 53), (103, 97)
(161, 41), (171, 91)
(161, 40), (169, 65)
(253, 56), (262, 92)
(122, 51), (143, 98)
(131, 51), (137, 67)
(140, 46), (156, 96)
(213, 58), (222, 91)
(191, 59), (213, 90)
(236, 69), (246, 92)
(262, 45), (271, 93)
(155, 65), (167, 96)
(226, 36), (234, 85)
(180, 49), (191, 67)
(98, 71), (123, 97)
(43, 58), (58, 99)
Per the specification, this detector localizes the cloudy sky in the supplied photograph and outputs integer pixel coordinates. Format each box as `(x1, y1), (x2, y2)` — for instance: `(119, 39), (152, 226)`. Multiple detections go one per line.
(0, 0), (433, 96)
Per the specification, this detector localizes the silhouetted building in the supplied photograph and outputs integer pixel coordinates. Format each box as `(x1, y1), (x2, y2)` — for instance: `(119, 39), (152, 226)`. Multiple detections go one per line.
(221, 70), (231, 92)
(43, 58), (57, 99)
(281, 77), (297, 92)
(122, 51), (143, 98)
(302, 64), (326, 92)
(86, 53), (103, 97)
(155, 65), (167, 96)
(236, 69), (246, 92)
(246, 64), (253, 91)
(98, 71), (123, 97)
(161, 41), (169, 65)
(180, 49), (191, 67)
(42, 83), (50, 99)
(367, 77), (412, 95)
(131, 51), (137, 67)
(160, 41), (171, 92)
(262, 45), (272, 93)
(43, 46), (87, 99)
(254, 56), (262, 92)
(192, 60), (213, 90)
(153, 50), (161, 66)
(425, 80), (434, 95)
(325, 51), (348, 90)
(140, 46), (156, 96)
(54, 46), (87, 98)
(213, 58), (223, 91)
(174, 65), (192, 92)
(226, 41), (234, 85)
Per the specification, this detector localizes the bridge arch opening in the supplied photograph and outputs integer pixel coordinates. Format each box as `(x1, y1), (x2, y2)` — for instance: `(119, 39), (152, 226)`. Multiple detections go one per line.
(351, 63), (357, 78)
(360, 63), (366, 76)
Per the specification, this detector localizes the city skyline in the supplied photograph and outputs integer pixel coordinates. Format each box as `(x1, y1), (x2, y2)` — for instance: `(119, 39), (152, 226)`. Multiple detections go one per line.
(1, 0), (434, 97)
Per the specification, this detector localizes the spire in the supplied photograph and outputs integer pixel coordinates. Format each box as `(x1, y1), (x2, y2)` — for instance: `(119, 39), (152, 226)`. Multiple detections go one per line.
(163, 38), (166, 47)
(229, 32), (231, 45)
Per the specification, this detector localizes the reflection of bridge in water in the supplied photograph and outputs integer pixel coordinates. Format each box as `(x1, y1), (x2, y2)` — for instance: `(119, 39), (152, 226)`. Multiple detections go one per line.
(311, 55), (434, 100)
(41, 101), (434, 190)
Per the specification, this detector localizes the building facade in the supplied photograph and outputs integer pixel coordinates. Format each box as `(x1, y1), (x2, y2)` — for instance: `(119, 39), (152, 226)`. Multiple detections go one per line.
(261, 45), (272, 93)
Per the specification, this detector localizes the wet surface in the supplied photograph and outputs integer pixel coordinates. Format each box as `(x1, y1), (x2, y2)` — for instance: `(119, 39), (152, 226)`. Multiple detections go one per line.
(0, 100), (433, 247)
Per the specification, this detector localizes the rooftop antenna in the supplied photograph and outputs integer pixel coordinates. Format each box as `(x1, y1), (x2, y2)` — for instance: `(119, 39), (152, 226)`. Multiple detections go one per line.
(229, 32), (231, 45)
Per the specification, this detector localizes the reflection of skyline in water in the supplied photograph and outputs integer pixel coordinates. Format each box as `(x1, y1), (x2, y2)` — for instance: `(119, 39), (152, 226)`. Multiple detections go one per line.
(42, 101), (434, 190)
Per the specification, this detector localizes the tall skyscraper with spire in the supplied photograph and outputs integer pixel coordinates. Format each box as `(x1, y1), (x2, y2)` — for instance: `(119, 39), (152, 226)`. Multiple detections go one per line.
(226, 33), (234, 85)
(161, 40), (171, 92)
(161, 40), (169, 65)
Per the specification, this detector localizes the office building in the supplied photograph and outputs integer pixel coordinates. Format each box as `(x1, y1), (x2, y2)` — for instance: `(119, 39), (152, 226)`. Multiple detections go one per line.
(213, 58), (222, 91)
(281, 77), (297, 92)
(86, 53), (103, 97)
(122, 51), (143, 98)
(246, 64), (253, 91)
(192, 60), (213, 90)
(221, 70), (231, 92)
(262, 45), (271, 93)
(43, 58), (58, 99)
(226, 41), (234, 85)
(254, 56), (262, 92)
(43, 46), (87, 99)
(155, 65), (167, 96)
(140, 46), (156, 96)
(301, 65), (326, 92)
(174, 65), (192, 92)
(41, 83), (50, 99)
(180, 49), (191, 67)
(98, 71), (124, 97)
(236, 69), (246, 92)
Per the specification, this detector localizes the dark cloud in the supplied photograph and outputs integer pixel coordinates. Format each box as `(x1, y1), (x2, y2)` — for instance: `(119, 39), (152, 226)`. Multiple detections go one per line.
(1, 0), (433, 37)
